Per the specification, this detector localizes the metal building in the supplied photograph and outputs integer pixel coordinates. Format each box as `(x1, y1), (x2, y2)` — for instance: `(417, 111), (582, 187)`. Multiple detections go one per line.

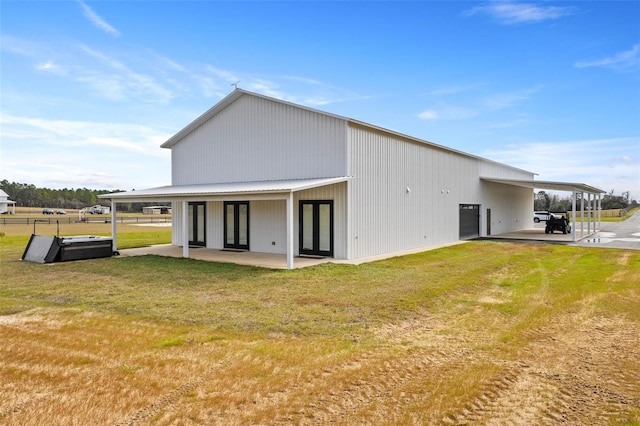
(0, 189), (16, 215)
(101, 89), (562, 268)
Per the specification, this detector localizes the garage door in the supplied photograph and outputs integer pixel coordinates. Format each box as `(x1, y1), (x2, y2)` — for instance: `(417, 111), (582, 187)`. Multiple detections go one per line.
(459, 204), (480, 239)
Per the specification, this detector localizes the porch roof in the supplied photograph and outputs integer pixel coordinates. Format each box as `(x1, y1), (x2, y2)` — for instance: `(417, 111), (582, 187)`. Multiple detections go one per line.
(99, 177), (350, 202)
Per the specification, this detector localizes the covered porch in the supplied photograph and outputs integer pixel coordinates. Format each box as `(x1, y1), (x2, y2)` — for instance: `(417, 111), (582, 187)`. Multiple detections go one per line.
(99, 177), (349, 270)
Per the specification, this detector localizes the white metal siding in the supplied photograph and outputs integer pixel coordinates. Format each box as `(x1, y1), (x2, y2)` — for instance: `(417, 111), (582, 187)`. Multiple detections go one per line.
(347, 125), (535, 259)
(250, 200), (287, 254)
(171, 95), (348, 185)
(480, 182), (533, 235)
(171, 201), (180, 245)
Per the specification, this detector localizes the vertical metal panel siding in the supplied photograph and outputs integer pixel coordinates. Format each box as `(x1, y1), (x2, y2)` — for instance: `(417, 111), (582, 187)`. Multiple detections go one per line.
(347, 125), (536, 259)
(207, 201), (223, 249)
(250, 200), (287, 254)
(171, 201), (181, 245)
(480, 182), (533, 235)
(295, 182), (347, 259)
(171, 96), (348, 185)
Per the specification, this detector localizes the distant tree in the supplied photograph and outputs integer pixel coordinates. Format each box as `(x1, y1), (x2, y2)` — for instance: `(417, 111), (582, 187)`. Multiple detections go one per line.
(0, 180), (127, 210)
(534, 191), (550, 210)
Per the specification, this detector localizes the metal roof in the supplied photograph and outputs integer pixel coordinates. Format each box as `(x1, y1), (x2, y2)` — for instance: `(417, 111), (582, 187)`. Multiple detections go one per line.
(99, 177), (350, 201)
(481, 177), (605, 194)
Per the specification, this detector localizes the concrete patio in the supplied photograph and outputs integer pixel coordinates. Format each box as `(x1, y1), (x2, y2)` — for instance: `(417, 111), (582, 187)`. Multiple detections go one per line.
(118, 245), (332, 269)
(116, 223), (600, 269)
(484, 223), (599, 243)
(117, 242), (466, 270)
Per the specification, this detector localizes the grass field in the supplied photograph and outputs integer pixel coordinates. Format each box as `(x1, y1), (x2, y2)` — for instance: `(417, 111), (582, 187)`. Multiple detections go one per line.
(0, 222), (639, 425)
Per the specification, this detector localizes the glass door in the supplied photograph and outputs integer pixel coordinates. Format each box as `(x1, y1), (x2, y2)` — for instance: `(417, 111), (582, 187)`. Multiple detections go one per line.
(299, 200), (333, 257)
(224, 201), (249, 250)
(188, 202), (206, 246)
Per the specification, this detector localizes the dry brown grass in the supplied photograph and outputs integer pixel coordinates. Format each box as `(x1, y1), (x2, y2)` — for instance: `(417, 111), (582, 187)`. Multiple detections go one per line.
(1, 229), (639, 425)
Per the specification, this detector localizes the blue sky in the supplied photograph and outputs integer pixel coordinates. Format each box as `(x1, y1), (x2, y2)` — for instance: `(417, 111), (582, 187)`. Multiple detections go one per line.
(1, 1), (639, 199)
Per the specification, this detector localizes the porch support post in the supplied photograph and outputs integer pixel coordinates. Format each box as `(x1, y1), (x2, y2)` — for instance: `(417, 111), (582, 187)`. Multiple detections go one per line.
(572, 189), (577, 243)
(286, 191), (294, 270)
(598, 193), (602, 230)
(580, 191), (585, 238)
(182, 201), (189, 258)
(111, 200), (117, 252)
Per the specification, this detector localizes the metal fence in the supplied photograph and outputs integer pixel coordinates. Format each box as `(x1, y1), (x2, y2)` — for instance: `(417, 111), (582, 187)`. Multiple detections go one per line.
(0, 216), (172, 225)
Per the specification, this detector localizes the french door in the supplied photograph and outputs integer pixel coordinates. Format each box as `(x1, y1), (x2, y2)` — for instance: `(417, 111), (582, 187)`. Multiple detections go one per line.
(188, 202), (206, 246)
(224, 201), (249, 250)
(299, 200), (333, 257)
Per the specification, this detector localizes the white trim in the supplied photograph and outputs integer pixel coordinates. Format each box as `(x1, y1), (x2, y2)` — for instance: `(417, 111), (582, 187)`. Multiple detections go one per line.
(286, 192), (294, 270)
(182, 201), (189, 258)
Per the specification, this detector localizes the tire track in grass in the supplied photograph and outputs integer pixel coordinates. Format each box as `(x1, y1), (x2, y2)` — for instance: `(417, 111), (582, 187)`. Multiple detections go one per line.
(116, 353), (242, 426)
(439, 305), (640, 425)
(269, 312), (496, 424)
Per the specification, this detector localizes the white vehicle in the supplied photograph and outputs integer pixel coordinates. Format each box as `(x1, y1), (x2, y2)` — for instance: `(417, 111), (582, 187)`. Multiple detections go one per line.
(87, 205), (110, 214)
(533, 211), (560, 223)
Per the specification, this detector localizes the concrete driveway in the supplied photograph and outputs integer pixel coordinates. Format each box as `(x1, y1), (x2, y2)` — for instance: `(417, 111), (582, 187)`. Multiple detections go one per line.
(573, 210), (640, 250)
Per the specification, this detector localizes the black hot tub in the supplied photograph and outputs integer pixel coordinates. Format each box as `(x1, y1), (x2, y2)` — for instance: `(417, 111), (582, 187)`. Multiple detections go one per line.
(22, 235), (115, 263)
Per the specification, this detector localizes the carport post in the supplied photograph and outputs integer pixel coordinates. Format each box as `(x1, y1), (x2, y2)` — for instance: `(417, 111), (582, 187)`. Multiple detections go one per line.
(587, 193), (592, 234)
(111, 200), (117, 251)
(182, 201), (189, 259)
(598, 194), (602, 230)
(572, 189), (577, 242)
(580, 192), (585, 238)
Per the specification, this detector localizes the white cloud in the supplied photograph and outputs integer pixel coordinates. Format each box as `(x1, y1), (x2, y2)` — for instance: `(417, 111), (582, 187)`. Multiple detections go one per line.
(0, 113), (171, 189)
(0, 35), (42, 57)
(482, 138), (640, 199)
(425, 84), (482, 97)
(417, 110), (440, 120)
(575, 44), (640, 72)
(482, 86), (541, 110)
(417, 103), (478, 121)
(418, 85), (540, 122)
(463, 2), (575, 25)
(76, 0), (121, 37)
(0, 113), (171, 157)
(75, 45), (175, 103)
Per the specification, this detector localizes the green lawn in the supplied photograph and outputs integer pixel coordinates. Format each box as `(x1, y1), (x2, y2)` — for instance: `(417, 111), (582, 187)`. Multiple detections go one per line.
(1, 223), (639, 425)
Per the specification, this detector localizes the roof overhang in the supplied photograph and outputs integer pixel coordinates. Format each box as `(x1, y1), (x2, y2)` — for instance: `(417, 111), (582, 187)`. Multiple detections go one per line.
(99, 177), (350, 203)
(481, 177), (605, 194)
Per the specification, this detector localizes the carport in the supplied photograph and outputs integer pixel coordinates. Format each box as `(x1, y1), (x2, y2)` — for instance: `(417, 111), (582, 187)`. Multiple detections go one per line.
(481, 178), (606, 242)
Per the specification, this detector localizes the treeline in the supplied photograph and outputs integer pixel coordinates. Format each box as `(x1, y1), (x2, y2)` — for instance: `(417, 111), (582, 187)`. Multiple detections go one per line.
(534, 190), (638, 212)
(0, 180), (136, 211)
